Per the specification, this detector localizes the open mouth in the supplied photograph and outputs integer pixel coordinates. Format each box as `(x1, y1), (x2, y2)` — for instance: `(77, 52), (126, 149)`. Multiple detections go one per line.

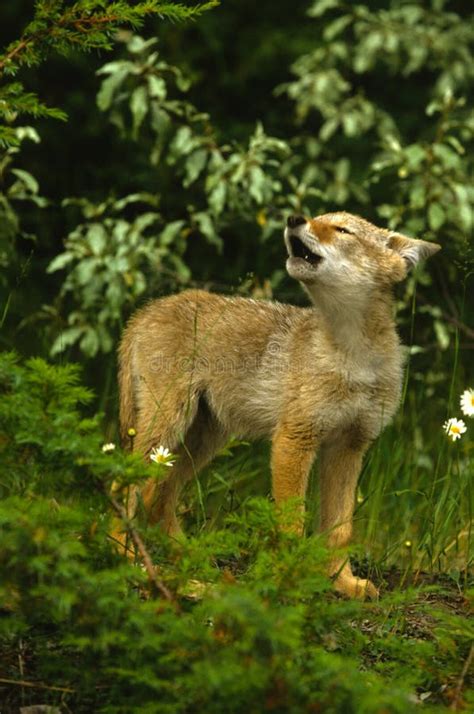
(289, 236), (322, 266)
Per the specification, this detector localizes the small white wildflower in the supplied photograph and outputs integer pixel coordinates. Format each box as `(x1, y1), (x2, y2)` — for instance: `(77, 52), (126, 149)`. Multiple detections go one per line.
(443, 418), (467, 442)
(150, 445), (175, 467)
(460, 388), (474, 417)
(102, 442), (116, 453)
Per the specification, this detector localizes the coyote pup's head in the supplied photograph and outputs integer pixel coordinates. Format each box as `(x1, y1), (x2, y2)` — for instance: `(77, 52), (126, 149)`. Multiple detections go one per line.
(284, 212), (440, 298)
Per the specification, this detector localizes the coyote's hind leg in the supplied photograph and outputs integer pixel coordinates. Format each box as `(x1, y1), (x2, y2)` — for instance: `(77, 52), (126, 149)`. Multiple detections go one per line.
(112, 379), (202, 551)
(139, 394), (228, 536)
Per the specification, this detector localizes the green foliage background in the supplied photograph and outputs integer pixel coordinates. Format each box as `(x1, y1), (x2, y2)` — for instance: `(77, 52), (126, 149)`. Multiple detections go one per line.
(2, 0), (472, 370)
(0, 0), (473, 711)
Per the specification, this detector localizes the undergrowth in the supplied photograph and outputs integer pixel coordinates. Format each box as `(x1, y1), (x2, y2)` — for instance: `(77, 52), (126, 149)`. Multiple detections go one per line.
(0, 353), (472, 713)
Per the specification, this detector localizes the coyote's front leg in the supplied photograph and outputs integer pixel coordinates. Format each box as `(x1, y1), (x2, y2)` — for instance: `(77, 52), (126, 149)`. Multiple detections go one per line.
(319, 437), (378, 599)
(271, 421), (317, 535)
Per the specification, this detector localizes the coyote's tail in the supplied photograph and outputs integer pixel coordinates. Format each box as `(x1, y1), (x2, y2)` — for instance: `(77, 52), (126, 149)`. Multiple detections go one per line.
(118, 330), (136, 449)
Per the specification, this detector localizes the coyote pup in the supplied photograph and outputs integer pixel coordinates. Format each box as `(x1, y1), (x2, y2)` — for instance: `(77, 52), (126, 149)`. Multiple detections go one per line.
(118, 212), (440, 598)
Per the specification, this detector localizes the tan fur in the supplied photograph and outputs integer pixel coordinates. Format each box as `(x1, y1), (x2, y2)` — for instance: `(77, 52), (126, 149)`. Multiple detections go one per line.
(116, 212), (440, 599)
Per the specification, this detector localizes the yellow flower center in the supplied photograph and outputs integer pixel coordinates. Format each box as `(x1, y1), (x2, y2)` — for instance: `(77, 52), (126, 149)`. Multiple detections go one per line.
(256, 210), (267, 227)
(471, 395), (474, 407)
(451, 425), (460, 434)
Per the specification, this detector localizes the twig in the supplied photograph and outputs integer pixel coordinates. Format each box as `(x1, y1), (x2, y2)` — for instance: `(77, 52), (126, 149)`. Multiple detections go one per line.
(0, 677), (74, 693)
(18, 637), (25, 707)
(450, 643), (474, 711)
(108, 494), (174, 602)
(0, 39), (30, 73)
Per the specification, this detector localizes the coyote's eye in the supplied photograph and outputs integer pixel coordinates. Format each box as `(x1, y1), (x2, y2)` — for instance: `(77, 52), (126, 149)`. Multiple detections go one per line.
(334, 226), (353, 236)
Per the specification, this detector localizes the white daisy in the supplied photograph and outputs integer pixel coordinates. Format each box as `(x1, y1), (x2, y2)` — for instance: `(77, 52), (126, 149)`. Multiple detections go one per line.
(460, 388), (474, 417)
(150, 445), (175, 467)
(443, 418), (467, 442)
(102, 442), (116, 453)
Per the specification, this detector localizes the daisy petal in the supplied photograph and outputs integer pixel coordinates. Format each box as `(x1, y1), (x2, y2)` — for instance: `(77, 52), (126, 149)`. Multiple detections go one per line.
(460, 388), (474, 417)
(102, 442), (116, 453)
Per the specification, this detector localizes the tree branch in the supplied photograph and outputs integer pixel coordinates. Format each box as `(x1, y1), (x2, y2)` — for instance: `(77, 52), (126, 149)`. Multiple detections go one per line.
(450, 643), (474, 711)
(0, 676), (74, 693)
(108, 493), (174, 602)
(0, 2), (218, 75)
(0, 12), (121, 75)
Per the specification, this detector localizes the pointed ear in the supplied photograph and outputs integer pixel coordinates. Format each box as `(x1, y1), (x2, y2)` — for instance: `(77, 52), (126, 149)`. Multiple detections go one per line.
(387, 232), (441, 269)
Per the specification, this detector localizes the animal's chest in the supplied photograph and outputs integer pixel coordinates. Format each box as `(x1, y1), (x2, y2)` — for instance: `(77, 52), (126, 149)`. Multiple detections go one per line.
(312, 368), (401, 440)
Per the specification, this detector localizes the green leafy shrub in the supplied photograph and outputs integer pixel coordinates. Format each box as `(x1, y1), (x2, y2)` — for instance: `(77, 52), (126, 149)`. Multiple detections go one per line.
(95, 33), (293, 246)
(0, 126), (46, 294)
(46, 193), (193, 356)
(40, 33), (295, 357)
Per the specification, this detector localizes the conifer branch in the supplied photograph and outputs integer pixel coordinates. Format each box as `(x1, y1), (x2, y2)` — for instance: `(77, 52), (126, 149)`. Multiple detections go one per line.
(0, 2), (219, 76)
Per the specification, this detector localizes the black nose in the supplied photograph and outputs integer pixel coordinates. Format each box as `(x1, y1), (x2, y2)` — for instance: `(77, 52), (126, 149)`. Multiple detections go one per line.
(287, 214), (306, 229)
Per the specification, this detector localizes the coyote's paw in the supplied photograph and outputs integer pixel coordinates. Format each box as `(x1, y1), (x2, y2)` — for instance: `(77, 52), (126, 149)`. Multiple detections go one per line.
(333, 574), (379, 600)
